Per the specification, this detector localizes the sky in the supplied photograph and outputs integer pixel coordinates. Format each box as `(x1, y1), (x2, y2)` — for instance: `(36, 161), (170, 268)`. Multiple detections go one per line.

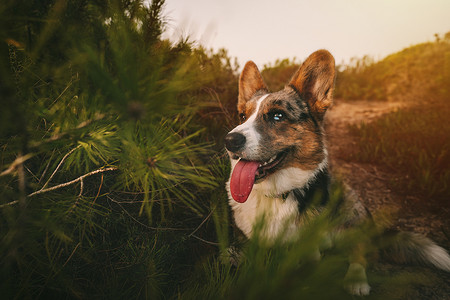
(161, 0), (450, 68)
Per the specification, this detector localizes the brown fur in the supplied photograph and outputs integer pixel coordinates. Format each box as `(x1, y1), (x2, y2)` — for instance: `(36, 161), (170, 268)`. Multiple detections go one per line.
(235, 51), (334, 170)
(289, 50), (336, 121)
(238, 61), (269, 110)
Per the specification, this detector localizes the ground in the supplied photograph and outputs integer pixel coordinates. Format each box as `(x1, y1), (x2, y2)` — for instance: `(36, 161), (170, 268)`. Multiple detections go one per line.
(325, 99), (450, 299)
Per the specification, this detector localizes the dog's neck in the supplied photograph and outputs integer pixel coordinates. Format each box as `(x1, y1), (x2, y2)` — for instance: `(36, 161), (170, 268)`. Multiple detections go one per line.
(227, 162), (331, 240)
(261, 164), (330, 214)
(291, 168), (330, 213)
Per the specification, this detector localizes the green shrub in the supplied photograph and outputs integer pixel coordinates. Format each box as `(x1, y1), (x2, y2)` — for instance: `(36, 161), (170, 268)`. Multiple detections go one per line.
(0, 0), (232, 298)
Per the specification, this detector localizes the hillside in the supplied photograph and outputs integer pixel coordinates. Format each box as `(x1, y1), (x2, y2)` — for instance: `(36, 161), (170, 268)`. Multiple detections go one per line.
(335, 33), (450, 101)
(261, 33), (450, 103)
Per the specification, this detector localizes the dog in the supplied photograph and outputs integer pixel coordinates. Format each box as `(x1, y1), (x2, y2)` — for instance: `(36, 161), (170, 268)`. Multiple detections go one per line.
(224, 50), (450, 296)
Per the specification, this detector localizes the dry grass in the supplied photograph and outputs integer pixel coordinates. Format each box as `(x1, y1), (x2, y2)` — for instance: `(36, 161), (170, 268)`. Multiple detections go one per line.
(348, 100), (450, 202)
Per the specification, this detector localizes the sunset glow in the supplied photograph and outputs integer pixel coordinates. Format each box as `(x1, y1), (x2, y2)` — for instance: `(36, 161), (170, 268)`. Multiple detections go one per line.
(162, 0), (450, 66)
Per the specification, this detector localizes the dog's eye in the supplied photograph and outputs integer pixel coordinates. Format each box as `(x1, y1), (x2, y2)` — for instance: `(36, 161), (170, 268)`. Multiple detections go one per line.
(273, 113), (283, 121)
(268, 111), (285, 122)
(239, 113), (246, 122)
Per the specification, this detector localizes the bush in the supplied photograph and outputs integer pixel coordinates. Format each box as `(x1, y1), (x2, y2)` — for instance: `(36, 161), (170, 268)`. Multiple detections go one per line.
(0, 0), (233, 298)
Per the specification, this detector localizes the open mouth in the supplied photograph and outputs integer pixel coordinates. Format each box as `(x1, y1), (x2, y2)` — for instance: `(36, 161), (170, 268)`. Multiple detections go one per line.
(255, 150), (288, 181)
(229, 150), (288, 203)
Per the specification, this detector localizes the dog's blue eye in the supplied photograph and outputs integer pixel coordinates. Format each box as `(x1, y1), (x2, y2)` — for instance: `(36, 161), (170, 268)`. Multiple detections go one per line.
(239, 113), (246, 122)
(273, 112), (284, 121)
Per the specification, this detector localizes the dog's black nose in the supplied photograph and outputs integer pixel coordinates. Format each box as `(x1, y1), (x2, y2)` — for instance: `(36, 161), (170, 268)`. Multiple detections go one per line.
(225, 132), (246, 152)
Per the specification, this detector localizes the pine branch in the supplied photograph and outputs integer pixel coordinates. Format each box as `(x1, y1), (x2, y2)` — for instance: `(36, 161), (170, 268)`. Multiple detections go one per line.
(66, 178), (84, 215)
(38, 150), (55, 184)
(29, 113), (106, 148)
(189, 207), (215, 238)
(17, 151), (26, 209)
(108, 195), (193, 231)
(78, 178), (84, 197)
(0, 200), (19, 208)
(40, 145), (81, 190)
(0, 153), (34, 177)
(190, 234), (220, 246)
(49, 77), (74, 107)
(27, 167), (118, 197)
(1, 167), (118, 208)
(62, 242), (81, 268)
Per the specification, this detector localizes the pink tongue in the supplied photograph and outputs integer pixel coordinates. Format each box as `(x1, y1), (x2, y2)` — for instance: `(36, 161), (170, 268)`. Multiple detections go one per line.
(230, 160), (260, 203)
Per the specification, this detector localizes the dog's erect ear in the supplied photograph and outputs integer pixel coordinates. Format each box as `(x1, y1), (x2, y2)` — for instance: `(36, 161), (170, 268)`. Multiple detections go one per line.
(289, 50), (335, 119)
(239, 61), (268, 106)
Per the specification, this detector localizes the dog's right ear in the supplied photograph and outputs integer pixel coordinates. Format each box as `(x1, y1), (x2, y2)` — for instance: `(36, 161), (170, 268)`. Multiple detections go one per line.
(238, 61), (268, 106)
(288, 50), (335, 120)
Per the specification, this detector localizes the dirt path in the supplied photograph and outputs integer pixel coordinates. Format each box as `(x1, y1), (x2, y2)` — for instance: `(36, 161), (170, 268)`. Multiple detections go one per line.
(325, 100), (407, 227)
(324, 99), (450, 299)
(325, 99), (449, 244)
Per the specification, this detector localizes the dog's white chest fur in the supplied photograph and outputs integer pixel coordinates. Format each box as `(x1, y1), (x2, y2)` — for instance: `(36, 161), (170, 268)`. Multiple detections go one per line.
(226, 165), (324, 241)
(228, 187), (299, 241)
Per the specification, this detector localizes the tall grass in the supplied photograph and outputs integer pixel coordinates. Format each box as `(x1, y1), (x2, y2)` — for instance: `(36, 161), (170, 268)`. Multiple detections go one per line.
(348, 101), (450, 202)
(180, 187), (423, 300)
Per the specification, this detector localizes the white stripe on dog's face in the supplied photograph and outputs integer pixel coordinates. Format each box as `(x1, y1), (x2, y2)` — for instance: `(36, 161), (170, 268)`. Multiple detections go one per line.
(229, 94), (268, 160)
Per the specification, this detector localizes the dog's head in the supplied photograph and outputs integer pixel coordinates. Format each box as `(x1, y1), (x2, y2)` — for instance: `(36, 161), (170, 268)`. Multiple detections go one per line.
(225, 50), (335, 203)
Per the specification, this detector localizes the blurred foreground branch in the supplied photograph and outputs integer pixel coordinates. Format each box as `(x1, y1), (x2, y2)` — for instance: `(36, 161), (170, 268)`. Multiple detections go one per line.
(0, 153), (34, 177)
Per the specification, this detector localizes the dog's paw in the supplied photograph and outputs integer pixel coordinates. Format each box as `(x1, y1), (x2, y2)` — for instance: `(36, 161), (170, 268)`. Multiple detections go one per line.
(345, 281), (371, 296)
(344, 263), (371, 296)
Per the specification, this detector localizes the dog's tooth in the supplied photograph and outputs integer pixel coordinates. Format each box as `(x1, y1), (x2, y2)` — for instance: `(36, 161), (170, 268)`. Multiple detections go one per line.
(260, 154), (277, 167)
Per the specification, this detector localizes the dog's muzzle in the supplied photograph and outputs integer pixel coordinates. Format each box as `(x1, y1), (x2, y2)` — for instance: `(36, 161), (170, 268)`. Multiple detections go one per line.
(225, 132), (246, 153)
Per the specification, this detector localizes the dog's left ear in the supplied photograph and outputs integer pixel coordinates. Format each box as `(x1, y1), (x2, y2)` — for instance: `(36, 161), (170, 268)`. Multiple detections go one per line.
(289, 50), (335, 120)
(239, 61), (268, 106)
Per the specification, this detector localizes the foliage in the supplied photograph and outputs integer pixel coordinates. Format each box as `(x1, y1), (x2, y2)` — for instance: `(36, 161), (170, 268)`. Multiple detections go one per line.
(0, 0), (235, 298)
(348, 101), (450, 201)
(181, 187), (421, 300)
(187, 47), (239, 150)
(335, 34), (450, 101)
(261, 58), (300, 92)
(334, 55), (385, 100)
(257, 34), (450, 103)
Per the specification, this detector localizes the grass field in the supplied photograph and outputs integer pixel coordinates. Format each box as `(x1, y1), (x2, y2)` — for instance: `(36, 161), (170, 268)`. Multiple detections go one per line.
(348, 100), (450, 202)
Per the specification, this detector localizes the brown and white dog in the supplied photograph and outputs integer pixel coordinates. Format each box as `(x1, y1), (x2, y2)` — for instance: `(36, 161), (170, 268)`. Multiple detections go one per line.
(224, 50), (450, 296)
